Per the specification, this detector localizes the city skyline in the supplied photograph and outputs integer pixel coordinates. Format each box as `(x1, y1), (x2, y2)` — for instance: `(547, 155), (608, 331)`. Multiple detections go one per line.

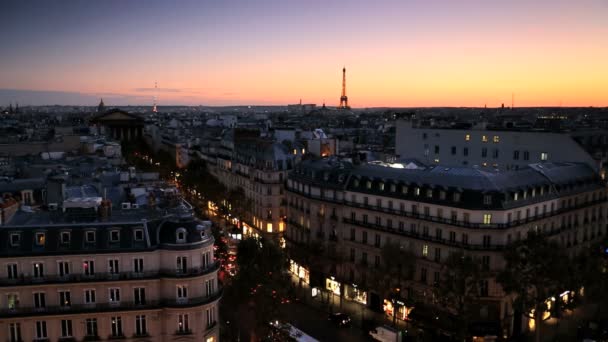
(1, 0), (607, 107)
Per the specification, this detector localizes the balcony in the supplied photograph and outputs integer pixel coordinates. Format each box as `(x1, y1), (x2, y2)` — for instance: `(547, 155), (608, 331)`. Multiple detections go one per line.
(0, 288), (223, 318)
(0, 262), (220, 287)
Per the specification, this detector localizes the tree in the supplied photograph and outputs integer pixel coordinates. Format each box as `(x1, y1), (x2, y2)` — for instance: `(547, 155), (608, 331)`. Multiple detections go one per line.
(229, 237), (292, 340)
(434, 252), (483, 341)
(497, 232), (569, 342)
(572, 236), (608, 318)
(375, 242), (415, 326)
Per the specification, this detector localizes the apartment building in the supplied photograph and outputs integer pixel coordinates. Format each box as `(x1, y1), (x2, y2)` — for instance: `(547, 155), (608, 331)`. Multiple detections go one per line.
(396, 119), (599, 172)
(0, 204), (221, 342)
(207, 129), (303, 238)
(285, 158), (606, 336)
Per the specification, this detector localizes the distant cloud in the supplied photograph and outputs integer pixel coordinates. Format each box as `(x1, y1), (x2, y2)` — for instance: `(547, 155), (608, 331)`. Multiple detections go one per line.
(134, 87), (182, 93)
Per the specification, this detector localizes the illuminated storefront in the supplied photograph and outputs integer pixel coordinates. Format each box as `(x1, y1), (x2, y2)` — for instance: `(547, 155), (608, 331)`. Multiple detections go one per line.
(289, 260), (310, 284)
(345, 284), (367, 304)
(383, 299), (412, 321)
(326, 277), (341, 295)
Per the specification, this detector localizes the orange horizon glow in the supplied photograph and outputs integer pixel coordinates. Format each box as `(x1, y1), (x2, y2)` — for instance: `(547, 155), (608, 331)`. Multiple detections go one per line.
(1, 0), (607, 107)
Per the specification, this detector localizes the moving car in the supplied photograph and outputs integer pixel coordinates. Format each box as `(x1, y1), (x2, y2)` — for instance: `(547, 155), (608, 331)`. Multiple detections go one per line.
(328, 313), (352, 327)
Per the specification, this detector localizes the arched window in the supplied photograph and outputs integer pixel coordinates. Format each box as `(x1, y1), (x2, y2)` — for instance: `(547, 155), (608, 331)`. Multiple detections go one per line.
(176, 228), (187, 243)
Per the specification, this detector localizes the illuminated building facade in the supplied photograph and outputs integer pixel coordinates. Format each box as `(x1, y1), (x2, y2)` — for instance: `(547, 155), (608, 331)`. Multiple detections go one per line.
(286, 158), (606, 336)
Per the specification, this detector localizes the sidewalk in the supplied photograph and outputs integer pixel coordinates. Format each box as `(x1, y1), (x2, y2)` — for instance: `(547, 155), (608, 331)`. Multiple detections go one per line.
(289, 275), (413, 334)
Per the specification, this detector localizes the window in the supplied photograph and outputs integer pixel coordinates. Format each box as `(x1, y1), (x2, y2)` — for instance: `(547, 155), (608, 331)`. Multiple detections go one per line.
(422, 244), (429, 257)
(375, 234), (381, 247)
(35, 321), (47, 340)
(453, 193), (461, 202)
(350, 248), (355, 262)
(439, 191), (446, 200)
(492, 149), (499, 159)
(110, 317), (123, 337)
(176, 228), (187, 243)
(375, 255), (381, 267)
(449, 231), (456, 242)
(85, 318), (98, 337)
(60, 231), (70, 244)
(83, 260), (95, 276)
(109, 288), (121, 304)
(205, 279), (216, 297)
(481, 147), (487, 158)
(462, 233), (469, 245)
(362, 231), (368, 244)
(58, 261), (69, 277)
(177, 256), (188, 273)
(415, 187), (421, 196)
(135, 315), (147, 336)
(482, 135), (488, 142)
(434, 145), (440, 154)
(177, 314), (190, 333)
(7, 294), (18, 310)
(33, 262), (44, 278)
(426, 189), (433, 198)
(523, 151), (529, 161)
(84, 289), (96, 304)
(9, 233), (20, 247)
(465, 134), (471, 141)
(134, 229), (144, 241)
(483, 195), (492, 205)
(483, 214), (492, 225)
(177, 285), (188, 301)
(436, 228), (443, 240)
(7, 263), (17, 279)
(9, 323), (21, 342)
(451, 146), (456, 155)
(541, 152), (548, 161)
(60, 319), (73, 338)
(482, 256), (490, 271)
(33, 292), (46, 309)
(206, 307), (216, 328)
(420, 268), (427, 283)
(479, 280), (489, 297)
(493, 135), (499, 143)
(133, 258), (144, 273)
(110, 230), (120, 243)
(108, 259), (119, 274)
(463, 147), (469, 156)
(85, 231), (96, 243)
(35, 232), (45, 246)
(483, 235), (492, 247)
(59, 290), (71, 307)
(434, 247), (441, 262)
(350, 228), (355, 241)
(134, 287), (146, 305)
(513, 150), (519, 160)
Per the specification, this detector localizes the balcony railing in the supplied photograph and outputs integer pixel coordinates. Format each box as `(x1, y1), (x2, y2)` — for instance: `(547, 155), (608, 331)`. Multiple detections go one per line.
(0, 262), (220, 287)
(0, 288), (223, 318)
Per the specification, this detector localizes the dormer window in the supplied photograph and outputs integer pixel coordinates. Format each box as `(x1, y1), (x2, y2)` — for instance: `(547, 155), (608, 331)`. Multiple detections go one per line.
(110, 230), (120, 243)
(513, 192), (519, 201)
(415, 188), (420, 196)
(426, 189), (433, 198)
(402, 186), (408, 195)
(453, 192), (461, 202)
(353, 179), (359, 187)
(366, 181), (372, 189)
(390, 184), (396, 192)
(10, 233), (20, 247)
(134, 229), (144, 242)
(61, 232), (71, 245)
(379, 183), (384, 191)
(439, 191), (446, 200)
(483, 195), (492, 205)
(35, 232), (46, 246)
(176, 228), (187, 243)
(85, 231), (96, 244)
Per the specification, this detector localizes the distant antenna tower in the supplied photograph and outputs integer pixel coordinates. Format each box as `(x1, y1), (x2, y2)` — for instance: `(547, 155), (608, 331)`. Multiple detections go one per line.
(511, 92), (514, 110)
(152, 82), (158, 113)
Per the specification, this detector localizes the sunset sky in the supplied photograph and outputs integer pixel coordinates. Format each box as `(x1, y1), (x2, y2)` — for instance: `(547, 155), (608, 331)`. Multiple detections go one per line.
(1, 0), (607, 107)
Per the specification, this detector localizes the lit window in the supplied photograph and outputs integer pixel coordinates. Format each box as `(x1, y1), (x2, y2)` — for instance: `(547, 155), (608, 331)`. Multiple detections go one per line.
(379, 183), (384, 191)
(493, 135), (499, 143)
(483, 214), (492, 225)
(482, 135), (488, 142)
(422, 244), (429, 257)
(293, 149), (297, 155)
(35, 232), (45, 246)
(434, 158), (440, 164)
(366, 181), (372, 189)
(415, 188), (420, 196)
(465, 134), (471, 141)
(267, 223), (273, 233)
(426, 189), (433, 198)
(541, 152), (548, 161)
